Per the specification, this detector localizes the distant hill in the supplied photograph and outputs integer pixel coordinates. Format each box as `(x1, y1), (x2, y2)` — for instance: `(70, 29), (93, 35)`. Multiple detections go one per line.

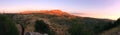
(20, 10), (71, 16)
(1, 10), (119, 35)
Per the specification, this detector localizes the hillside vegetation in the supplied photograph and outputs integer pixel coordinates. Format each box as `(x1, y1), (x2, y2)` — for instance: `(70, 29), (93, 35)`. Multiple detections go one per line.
(0, 10), (120, 35)
(0, 15), (19, 35)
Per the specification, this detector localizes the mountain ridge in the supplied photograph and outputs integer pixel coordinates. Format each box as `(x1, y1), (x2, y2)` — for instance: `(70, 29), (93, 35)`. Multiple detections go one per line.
(20, 10), (71, 16)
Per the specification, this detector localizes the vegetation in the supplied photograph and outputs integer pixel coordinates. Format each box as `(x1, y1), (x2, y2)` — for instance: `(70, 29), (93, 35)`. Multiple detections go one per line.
(2, 12), (120, 35)
(0, 15), (19, 35)
(68, 17), (114, 35)
(34, 20), (55, 35)
(114, 18), (120, 27)
(100, 18), (120, 35)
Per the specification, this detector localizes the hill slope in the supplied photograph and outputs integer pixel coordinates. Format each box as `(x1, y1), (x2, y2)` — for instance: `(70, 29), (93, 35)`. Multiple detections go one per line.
(1, 10), (117, 35)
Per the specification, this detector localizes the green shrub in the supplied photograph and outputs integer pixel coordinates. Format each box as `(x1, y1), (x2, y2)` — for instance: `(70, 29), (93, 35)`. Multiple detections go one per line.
(34, 20), (55, 35)
(0, 15), (19, 35)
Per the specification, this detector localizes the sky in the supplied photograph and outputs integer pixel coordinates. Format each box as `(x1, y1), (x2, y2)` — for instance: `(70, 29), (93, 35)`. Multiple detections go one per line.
(0, 0), (120, 20)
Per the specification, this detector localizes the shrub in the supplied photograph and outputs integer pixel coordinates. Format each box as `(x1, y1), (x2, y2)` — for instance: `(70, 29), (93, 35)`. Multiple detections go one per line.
(34, 20), (55, 35)
(0, 15), (19, 35)
(114, 18), (120, 26)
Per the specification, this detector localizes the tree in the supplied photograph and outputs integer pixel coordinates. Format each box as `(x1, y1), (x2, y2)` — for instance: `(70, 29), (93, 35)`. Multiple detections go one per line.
(113, 18), (120, 27)
(0, 15), (19, 35)
(34, 20), (54, 35)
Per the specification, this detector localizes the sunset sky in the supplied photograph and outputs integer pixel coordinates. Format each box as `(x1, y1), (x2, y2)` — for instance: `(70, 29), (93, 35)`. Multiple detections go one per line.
(0, 0), (120, 20)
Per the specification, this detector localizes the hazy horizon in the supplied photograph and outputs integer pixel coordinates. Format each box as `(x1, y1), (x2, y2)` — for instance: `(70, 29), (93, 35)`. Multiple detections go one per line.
(0, 0), (120, 20)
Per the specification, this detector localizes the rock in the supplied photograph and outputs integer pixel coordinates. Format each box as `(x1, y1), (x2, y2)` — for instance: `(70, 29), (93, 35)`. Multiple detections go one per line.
(25, 32), (48, 35)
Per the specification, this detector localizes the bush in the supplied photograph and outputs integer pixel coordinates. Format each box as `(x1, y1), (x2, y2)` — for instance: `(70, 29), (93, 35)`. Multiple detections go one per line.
(114, 18), (120, 26)
(34, 20), (55, 35)
(0, 15), (19, 35)
(68, 23), (83, 35)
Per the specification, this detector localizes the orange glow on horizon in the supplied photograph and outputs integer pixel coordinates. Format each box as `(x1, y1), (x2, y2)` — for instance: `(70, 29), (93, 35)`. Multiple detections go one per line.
(20, 10), (70, 16)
